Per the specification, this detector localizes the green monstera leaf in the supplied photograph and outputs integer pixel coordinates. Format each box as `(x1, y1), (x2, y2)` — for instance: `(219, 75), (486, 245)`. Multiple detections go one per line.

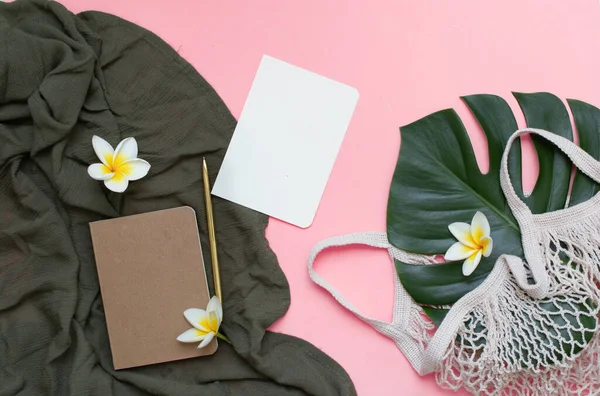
(386, 92), (600, 338)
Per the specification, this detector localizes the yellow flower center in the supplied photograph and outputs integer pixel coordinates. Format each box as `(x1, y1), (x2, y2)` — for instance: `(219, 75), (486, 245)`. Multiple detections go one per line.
(195, 312), (219, 337)
(99, 153), (134, 179)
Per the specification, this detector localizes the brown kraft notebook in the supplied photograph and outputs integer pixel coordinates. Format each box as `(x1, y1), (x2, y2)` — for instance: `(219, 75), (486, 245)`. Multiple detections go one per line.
(89, 206), (217, 370)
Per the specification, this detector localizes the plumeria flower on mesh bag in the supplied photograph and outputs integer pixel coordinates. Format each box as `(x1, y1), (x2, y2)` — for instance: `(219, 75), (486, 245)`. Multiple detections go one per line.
(87, 135), (150, 193)
(444, 211), (493, 276)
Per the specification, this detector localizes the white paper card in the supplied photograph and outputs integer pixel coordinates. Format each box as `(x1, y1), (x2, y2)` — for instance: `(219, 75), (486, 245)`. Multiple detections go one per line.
(212, 55), (359, 228)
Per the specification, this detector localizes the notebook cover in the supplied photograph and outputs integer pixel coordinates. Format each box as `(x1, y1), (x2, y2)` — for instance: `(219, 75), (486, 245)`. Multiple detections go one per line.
(89, 206), (217, 370)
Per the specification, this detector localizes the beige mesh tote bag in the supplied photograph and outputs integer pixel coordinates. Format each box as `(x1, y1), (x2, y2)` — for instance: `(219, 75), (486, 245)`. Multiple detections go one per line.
(309, 128), (600, 395)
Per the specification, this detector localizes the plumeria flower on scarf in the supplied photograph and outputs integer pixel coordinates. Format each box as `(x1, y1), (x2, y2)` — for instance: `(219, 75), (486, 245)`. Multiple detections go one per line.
(87, 136), (150, 193)
(177, 296), (230, 348)
(444, 211), (493, 276)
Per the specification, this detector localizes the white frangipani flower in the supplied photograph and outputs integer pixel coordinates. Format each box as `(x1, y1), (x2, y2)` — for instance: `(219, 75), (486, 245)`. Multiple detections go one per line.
(177, 296), (224, 349)
(444, 211), (493, 276)
(87, 135), (150, 193)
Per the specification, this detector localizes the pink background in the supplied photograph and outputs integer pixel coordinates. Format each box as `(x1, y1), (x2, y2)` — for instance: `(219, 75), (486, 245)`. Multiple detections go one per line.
(57, 0), (600, 394)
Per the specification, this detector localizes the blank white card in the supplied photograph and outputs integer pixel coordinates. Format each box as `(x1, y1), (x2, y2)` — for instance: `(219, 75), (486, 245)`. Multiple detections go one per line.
(212, 55), (359, 228)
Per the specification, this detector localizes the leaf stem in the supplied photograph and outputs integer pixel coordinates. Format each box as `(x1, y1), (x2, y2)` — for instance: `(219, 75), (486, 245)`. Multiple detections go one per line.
(216, 332), (231, 344)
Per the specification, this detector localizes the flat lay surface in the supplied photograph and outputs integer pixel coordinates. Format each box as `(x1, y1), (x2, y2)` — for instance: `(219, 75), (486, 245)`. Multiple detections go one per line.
(55, 0), (600, 394)
(0, 3), (354, 395)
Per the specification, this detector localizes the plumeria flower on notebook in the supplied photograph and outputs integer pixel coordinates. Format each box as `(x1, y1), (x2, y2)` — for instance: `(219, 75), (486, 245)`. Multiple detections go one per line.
(177, 296), (230, 348)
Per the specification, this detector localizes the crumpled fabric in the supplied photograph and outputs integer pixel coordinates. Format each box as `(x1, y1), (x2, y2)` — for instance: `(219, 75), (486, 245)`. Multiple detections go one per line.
(0, 1), (356, 395)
